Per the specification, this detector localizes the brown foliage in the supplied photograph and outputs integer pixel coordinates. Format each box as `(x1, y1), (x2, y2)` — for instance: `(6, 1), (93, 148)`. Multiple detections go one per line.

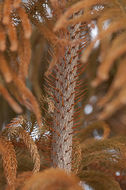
(0, 0), (42, 129)
(0, 137), (17, 190)
(1, 0), (126, 189)
(5, 116), (40, 173)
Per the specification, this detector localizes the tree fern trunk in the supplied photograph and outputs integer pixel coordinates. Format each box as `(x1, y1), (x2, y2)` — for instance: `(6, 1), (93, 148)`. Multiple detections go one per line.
(52, 17), (82, 172)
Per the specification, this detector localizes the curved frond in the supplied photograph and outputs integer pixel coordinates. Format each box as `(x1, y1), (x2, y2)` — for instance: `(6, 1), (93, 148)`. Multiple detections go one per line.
(5, 116), (40, 173)
(54, 0), (113, 31)
(78, 121), (110, 142)
(0, 137), (17, 190)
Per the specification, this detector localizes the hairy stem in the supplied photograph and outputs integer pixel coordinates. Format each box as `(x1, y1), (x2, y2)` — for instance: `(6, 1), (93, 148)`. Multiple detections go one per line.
(51, 15), (82, 172)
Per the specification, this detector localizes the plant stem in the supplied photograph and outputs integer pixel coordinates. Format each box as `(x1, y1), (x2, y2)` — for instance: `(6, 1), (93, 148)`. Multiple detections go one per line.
(51, 14), (82, 173)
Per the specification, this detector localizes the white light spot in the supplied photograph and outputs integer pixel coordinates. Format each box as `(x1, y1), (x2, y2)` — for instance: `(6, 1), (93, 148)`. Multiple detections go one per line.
(91, 25), (98, 39)
(116, 171), (120, 176)
(80, 182), (93, 190)
(93, 5), (104, 11)
(90, 21), (99, 48)
(44, 4), (52, 18)
(44, 131), (50, 136)
(84, 104), (93, 115)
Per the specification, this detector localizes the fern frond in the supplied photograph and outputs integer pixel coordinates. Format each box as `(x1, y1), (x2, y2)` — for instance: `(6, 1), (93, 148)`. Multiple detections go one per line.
(53, 0), (113, 32)
(0, 0), (44, 129)
(2, 0), (31, 51)
(18, 128), (40, 173)
(7, 20), (18, 51)
(81, 18), (126, 64)
(5, 116), (40, 173)
(18, 28), (31, 80)
(78, 121), (110, 142)
(12, 74), (43, 130)
(98, 86), (126, 120)
(73, 0), (126, 120)
(94, 32), (126, 83)
(17, 7), (32, 39)
(0, 137), (17, 190)
(98, 57), (126, 119)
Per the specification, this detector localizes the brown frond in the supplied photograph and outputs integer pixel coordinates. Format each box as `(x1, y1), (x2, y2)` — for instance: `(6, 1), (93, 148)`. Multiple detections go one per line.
(18, 39), (26, 81)
(17, 7), (32, 39)
(97, 57), (126, 118)
(78, 121), (110, 143)
(5, 115), (25, 135)
(23, 38), (31, 78)
(7, 21), (18, 51)
(22, 168), (83, 190)
(5, 116), (40, 173)
(18, 128), (40, 173)
(81, 18), (126, 64)
(93, 32), (126, 84)
(18, 28), (31, 80)
(77, 0), (126, 123)
(0, 0), (37, 122)
(12, 74), (43, 130)
(54, 8), (103, 31)
(98, 86), (126, 120)
(53, 0), (112, 32)
(97, 7), (121, 30)
(0, 0), (31, 53)
(0, 136), (17, 190)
